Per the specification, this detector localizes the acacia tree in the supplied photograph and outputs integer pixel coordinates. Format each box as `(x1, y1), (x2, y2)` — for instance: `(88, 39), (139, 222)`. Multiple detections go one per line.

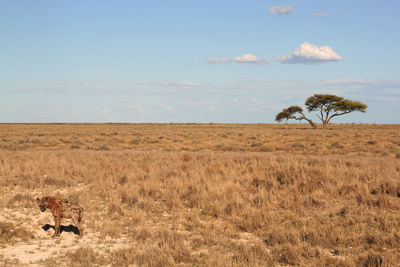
(275, 105), (316, 128)
(276, 94), (367, 128)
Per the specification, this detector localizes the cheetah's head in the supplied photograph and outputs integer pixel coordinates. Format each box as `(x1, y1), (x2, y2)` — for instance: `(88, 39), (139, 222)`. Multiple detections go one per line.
(36, 197), (48, 212)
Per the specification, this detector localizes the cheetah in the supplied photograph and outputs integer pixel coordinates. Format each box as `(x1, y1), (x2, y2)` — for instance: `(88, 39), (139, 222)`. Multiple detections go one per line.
(36, 196), (84, 238)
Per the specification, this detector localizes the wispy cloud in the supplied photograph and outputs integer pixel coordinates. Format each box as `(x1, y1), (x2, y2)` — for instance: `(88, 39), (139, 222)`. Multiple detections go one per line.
(313, 12), (327, 17)
(207, 58), (232, 64)
(208, 54), (269, 65)
(125, 104), (150, 115)
(163, 105), (175, 111)
(192, 101), (217, 108)
(232, 98), (247, 105)
(269, 4), (295, 15)
(181, 100), (217, 113)
(160, 81), (200, 88)
(321, 79), (400, 93)
(371, 96), (400, 102)
(232, 97), (279, 111)
(278, 42), (342, 64)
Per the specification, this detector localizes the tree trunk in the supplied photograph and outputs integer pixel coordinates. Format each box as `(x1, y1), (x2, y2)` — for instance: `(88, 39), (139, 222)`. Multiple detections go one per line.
(299, 112), (316, 129)
(305, 118), (316, 129)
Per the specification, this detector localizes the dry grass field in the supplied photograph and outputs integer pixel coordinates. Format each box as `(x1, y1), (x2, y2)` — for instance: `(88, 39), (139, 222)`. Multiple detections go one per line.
(0, 123), (399, 266)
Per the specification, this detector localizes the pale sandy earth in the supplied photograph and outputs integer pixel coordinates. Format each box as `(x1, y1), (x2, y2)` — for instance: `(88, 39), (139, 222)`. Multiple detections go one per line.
(0, 186), (132, 266)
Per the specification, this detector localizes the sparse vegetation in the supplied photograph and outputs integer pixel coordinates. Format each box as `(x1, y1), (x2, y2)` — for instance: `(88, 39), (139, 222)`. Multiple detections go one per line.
(0, 221), (35, 243)
(0, 123), (399, 266)
(66, 247), (106, 266)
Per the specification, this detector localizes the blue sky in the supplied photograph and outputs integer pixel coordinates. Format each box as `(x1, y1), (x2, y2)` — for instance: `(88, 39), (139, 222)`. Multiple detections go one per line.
(1, 0), (399, 123)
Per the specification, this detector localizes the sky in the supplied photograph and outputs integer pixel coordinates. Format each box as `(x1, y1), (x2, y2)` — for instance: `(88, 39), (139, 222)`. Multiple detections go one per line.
(1, 0), (399, 123)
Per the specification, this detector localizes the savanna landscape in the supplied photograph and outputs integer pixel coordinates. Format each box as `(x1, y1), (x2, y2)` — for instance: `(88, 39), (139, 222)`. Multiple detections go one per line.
(0, 123), (399, 266)
(2, 0), (400, 266)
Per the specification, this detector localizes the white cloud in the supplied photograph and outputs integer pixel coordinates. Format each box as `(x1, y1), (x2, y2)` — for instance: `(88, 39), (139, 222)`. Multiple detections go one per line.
(278, 42), (342, 64)
(313, 12), (327, 17)
(160, 81), (200, 88)
(234, 54), (269, 64)
(208, 54), (269, 65)
(269, 4), (295, 15)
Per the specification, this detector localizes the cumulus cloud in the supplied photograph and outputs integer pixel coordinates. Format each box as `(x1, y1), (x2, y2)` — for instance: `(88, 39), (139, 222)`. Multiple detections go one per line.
(269, 4), (295, 15)
(313, 12), (327, 16)
(278, 42), (342, 64)
(208, 54), (269, 65)
(160, 81), (200, 88)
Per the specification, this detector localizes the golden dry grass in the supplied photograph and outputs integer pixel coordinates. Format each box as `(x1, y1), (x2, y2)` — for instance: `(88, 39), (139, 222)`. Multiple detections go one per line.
(0, 123), (399, 266)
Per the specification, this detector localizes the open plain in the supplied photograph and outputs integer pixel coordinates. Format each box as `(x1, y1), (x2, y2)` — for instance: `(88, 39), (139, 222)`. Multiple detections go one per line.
(0, 123), (399, 266)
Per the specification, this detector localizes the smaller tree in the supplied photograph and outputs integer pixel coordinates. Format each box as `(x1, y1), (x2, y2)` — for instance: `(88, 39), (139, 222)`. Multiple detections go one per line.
(276, 94), (367, 128)
(275, 105), (316, 128)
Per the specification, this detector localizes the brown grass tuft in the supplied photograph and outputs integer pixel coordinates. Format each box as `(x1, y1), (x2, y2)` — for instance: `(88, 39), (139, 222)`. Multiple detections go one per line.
(66, 247), (106, 267)
(0, 221), (35, 242)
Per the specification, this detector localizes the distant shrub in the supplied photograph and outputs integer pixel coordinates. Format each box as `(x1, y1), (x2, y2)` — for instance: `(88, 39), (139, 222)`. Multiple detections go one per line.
(182, 153), (192, 162)
(97, 144), (110, 151)
(330, 141), (344, 149)
(251, 142), (262, 147)
(130, 138), (140, 145)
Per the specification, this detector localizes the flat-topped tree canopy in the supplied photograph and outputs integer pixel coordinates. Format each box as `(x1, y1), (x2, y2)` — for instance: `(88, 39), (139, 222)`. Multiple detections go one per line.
(333, 99), (368, 113)
(276, 94), (367, 128)
(275, 106), (303, 122)
(305, 94), (344, 111)
(305, 94), (367, 127)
